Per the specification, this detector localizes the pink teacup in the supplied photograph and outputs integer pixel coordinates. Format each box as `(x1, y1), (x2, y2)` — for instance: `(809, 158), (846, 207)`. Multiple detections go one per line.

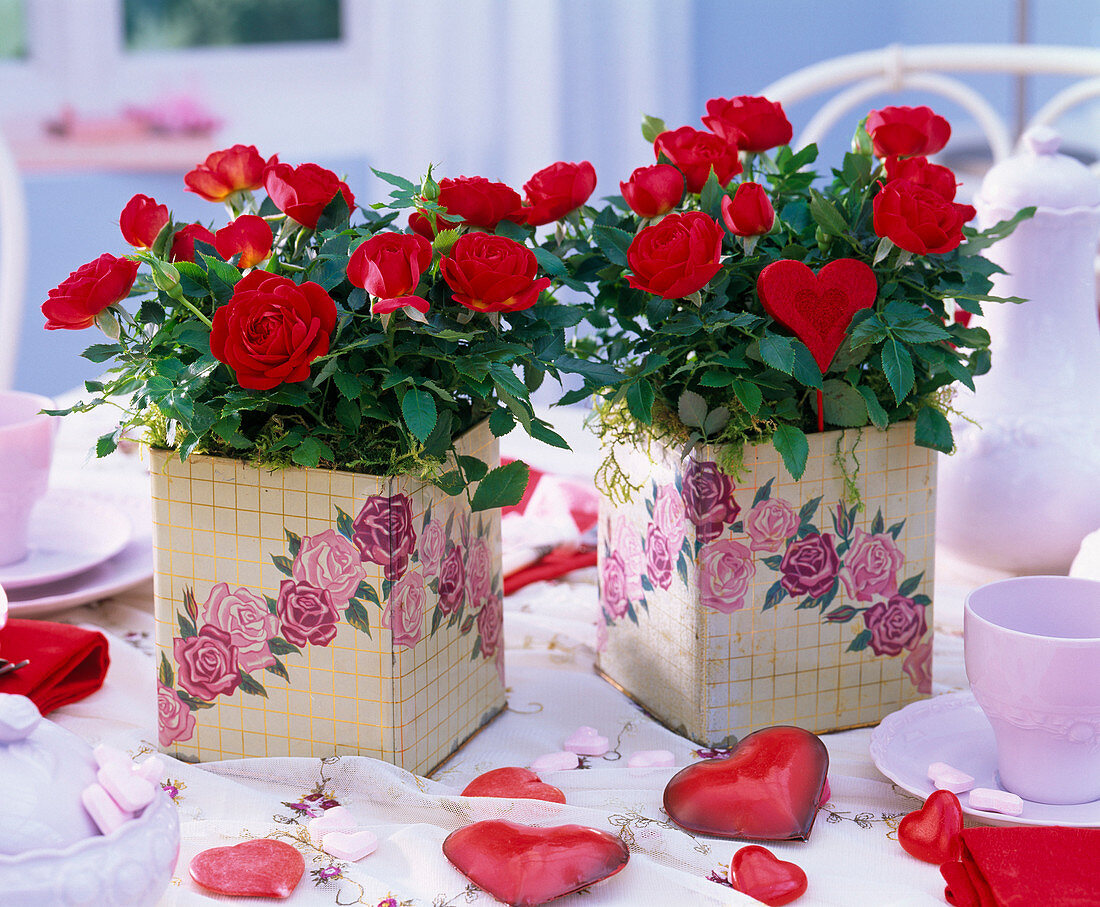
(0, 391), (57, 567)
(965, 576), (1100, 805)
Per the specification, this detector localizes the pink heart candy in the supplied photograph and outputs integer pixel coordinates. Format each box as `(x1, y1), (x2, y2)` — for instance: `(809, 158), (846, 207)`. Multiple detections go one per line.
(627, 749), (676, 769)
(97, 760), (155, 812)
(968, 788), (1024, 816)
(93, 743), (130, 768)
(321, 830), (378, 862)
(308, 806), (357, 841)
(928, 762), (976, 794)
(530, 751), (581, 773)
(564, 726), (609, 756)
(82, 783), (136, 835)
(133, 755), (166, 783)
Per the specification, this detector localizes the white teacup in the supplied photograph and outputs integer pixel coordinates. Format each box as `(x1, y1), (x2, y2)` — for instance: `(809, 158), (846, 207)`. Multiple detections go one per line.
(0, 391), (57, 567)
(965, 575), (1100, 804)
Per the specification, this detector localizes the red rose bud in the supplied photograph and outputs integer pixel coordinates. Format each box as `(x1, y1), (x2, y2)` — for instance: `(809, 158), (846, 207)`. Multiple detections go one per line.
(885, 155), (958, 201)
(626, 210), (723, 299)
(209, 270), (336, 390)
(169, 223), (217, 263)
(436, 176), (522, 228)
(954, 307), (973, 328)
(654, 126), (742, 194)
(720, 182), (775, 236)
(441, 233), (550, 313)
(873, 178), (976, 255)
(620, 164), (684, 218)
(865, 106), (951, 159)
(214, 215), (274, 269)
(519, 160), (597, 226)
(701, 95), (793, 152)
(119, 193), (168, 248)
(371, 295), (430, 315)
(347, 232), (433, 299)
(185, 144), (272, 201)
(263, 161), (355, 230)
(42, 253), (138, 330)
(409, 209), (458, 241)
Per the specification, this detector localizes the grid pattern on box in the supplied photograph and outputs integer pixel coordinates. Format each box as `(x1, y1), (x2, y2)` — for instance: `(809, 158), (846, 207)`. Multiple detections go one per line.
(150, 419), (506, 774)
(597, 421), (936, 745)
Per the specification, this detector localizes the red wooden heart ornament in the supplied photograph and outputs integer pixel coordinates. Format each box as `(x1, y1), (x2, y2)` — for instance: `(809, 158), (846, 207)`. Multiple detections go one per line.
(461, 767), (567, 804)
(898, 789), (963, 864)
(756, 258), (878, 372)
(443, 820), (629, 906)
(729, 845), (808, 906)
(663, 725), (829, 840)
(189, 839), (305, 899)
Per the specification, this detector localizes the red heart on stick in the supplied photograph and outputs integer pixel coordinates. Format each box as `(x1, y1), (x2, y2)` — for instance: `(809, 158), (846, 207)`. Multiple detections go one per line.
(461, 767), (567, 804)
(663, 726), (829, 841)
(756, 258), (878, 372)
(443, 820), (629, 906)
(729, 845), (809, 906)
(189, 839), (305, 899)
(898, 789), (964, 864)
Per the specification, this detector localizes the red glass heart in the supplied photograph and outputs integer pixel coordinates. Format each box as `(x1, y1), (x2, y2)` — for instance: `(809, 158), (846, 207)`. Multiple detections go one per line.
(729, 845), (808, 906)
(756, 258), (878, 372)
(461, 767), (567, 804)
(898, 789), (963, 864)
(443, 820), (629, 906)
(663, 725), (829, 840)
(189, 839), (305, 899)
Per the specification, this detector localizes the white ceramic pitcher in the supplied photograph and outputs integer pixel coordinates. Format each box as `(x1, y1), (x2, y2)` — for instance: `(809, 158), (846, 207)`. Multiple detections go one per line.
(937, 127), (1100, 573)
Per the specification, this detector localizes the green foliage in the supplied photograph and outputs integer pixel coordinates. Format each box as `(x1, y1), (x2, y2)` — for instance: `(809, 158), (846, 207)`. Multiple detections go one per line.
(565, 109), (1031, 477)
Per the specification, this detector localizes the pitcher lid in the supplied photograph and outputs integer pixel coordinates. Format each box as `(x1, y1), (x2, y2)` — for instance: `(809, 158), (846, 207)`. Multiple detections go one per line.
(977, 126), (1100, 211)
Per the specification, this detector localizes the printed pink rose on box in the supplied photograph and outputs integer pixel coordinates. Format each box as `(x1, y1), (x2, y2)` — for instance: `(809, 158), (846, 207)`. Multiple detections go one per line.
(653, 483), (687, 553)
(863, 594), (927, 656)
(903, 634), (933, 693)
(611, 514), (644, 602)
(645, 523), (675, 590)
(420, 518), (447, 576)
(466, 537), (493, 609)
(353, 493), (417, 580)
(174, 625), (242, 702)
(277, 580), (340, 648)
(745, 497), (799, 553)
(158, 681), (196, 746)
(683, 460), (740, 543)
(438, 545), (466, 615)
(840, 527), (905, 602)
(779, 532), (839, 599)
(600, 551), (630, 620)
(383, 569), (426, 648)
(478, 593), (503, 659)
(202, 582), (280, 673)
(699, 539), (755, 613)
(293, 529), (367, 608)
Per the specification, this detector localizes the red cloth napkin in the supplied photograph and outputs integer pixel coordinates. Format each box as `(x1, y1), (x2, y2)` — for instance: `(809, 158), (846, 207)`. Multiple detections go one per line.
(942, 826), (1100, 906)
(503, 544), (598, 595)
(0, 618), (110, 714)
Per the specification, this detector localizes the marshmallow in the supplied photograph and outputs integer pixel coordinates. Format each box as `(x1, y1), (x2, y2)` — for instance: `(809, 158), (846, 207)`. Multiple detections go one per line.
(92, 743), (131, 769)
(82, 783), (136, 835)
(564, 726), (609, 757)
(133, 755), (166, 783)
(627, 750), (676, 769)
(308, 806), (358, 842)
(530, 751), (580, 773)
(968, 788), (1024, 816)
(928, 762), (976, 794)
(97, 760), (155, 812)
(321, 830), (378, 862)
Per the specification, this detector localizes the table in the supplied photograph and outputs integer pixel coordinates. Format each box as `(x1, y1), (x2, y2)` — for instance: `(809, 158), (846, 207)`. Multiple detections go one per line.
(34, 403), (1014, 906)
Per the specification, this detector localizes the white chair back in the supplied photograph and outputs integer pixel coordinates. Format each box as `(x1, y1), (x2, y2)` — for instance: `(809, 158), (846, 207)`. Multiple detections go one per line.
(0, 128), (27, 391)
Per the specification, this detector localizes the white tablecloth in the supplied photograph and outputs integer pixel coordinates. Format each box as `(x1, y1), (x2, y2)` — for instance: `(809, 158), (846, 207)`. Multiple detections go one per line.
(31, 405), (1015, 907)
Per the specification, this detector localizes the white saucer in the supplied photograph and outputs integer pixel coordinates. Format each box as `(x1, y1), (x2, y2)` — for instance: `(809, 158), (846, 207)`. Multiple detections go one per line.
(870, 690), (1100, 827)
(0, 493), (132, 590)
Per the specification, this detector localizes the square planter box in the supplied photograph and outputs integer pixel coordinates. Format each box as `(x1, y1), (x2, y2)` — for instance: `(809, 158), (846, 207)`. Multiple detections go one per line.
(597, 420), (935, 746)
(150, 420), (506, 775)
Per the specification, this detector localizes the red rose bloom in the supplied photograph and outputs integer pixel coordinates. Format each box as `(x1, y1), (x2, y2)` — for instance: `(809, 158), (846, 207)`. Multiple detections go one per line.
(873, 178), (976, 255)
(185, 144), (272, 202)
(625, 210), (723, 299)
(346, 232), (433, 299)
(654, 126), (742, 194)
(209, 271), (337, 390)
(436, 176), (522, 228)
(518, 161), (597, 226)
(119, 194), (169, 248)
(865, 106), (951, 159)
(42, 253), (138, 330)
(169, 223), (217, 263)
(264, 161), (355, 229)
(620, 164), (684, 218)
(409, 209), (458, 240)
(885, 155), (958, 201)
(441, 233), (551, 313)
(701, 95), (793, 152)
(215, 215), (274, 269)
(721, 182), (775, 236)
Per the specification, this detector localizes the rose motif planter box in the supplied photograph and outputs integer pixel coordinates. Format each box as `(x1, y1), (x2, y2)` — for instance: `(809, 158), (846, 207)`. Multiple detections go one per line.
(150, 420), (505, 775)
(597, 421), (935, 745)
